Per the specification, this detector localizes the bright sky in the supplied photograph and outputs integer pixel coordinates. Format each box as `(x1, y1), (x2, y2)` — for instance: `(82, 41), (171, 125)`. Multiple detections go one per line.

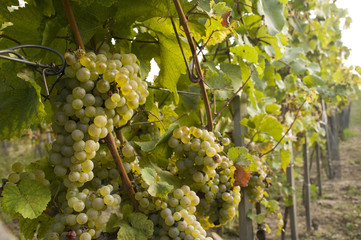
(336, 0), (361, 67)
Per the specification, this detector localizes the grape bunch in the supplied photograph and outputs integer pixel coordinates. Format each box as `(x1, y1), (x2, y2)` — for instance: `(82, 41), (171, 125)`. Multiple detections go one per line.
(43, 44), (149, 239)
(149, 186), (212, 240)
(166, 126), (241, 228)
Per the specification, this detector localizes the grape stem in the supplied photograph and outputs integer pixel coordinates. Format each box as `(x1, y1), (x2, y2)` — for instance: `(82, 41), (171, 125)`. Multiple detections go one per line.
(172, 0), (214, 131)
(61, 0), (85, 50)
(104, 133), (139, 210)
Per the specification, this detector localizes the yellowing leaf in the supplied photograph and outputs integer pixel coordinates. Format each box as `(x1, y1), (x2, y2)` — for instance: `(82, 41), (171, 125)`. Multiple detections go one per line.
(230, 45), (258, 63)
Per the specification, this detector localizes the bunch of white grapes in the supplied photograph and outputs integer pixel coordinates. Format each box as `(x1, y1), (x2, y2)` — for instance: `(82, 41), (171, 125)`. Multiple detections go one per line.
(45, 43), (149, 240)
(167, 126), (240, 228)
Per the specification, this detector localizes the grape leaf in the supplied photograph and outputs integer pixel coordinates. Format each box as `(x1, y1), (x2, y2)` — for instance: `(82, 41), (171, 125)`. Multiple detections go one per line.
(143, 18), (191, 103)
(280, 149), (291, 172)
(230, 44), (258, 63)
(140, 167), (174, 198)
(257, 115), (283, 141)
(19, 213), (53, 240)
(0, 64), (46, 140)
(1, 179), (51, 219)
(117, 221), (138, 240)
(116, 212), (153, 240)
(303, 75), (325, 88)
(260, 0), (286, 35)
(0, 3), (43, 49)
(129, 213), (153, 237)
(105, 213), (122, 232)
(135, 125), (178, 152)
(234, 166), (251, 187)
(220, 63), (243, 90)
(131, 33), (159, 79)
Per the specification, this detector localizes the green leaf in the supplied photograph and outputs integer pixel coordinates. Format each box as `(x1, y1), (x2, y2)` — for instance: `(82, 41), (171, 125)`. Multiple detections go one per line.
(131, 33), (159, 79)
(258, 115), (283, 141)
(0, 64), (45, 140)
(255, 213), (266, 224)
(135, 125), (178, 152)
(117, 221), (138, 240)
(230, 45), (258, 63)
(228, 146), (248, 162)
(2, 179), (51, 219)
(290, 59), (307, 75)
(203, 62), (232, 89)
(117, 213), (153, 240)
(19, 213), (53, 240)
(129, 213), (154, 237)
(280, 149), (291, 172)
(113, 0), (171, 37)
(135, 140), (157, 152)
(267, 199), (280, 213)
(121, 204), (134, 220)
(72, 2), (115, 45)
(281, 48), (304, 64)
(220, 63), (243, 90)
(140, 167), (174, 198)
(265, 104), (281, 114)
(303, 75), (325, 88)
(211, 1), (232, 15)
(227, 147), (253, 167)
(243, 114), (283, 141)
(260, 0), (286, 35)
(144, 18), (191, 103)
(0, 4), (43, 48)
(105, 213), (122, 232)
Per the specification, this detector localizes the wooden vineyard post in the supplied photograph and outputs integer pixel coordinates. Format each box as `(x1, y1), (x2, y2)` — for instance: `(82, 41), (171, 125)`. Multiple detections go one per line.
(2, 140), (9, 156)
(303, 135), (311, 233)
(326, 107), (341, 179)
(286, 137), (299, 240)
(315, 143), (322, 196)
(234, 93), (254, 240)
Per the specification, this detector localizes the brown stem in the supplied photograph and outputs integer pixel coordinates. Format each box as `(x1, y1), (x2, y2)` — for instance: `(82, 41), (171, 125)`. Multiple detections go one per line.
(173, 0), (214, 131)
(186, 0), (201, 19)
(197, 30), (217, 56)
(62, 0), (85, 50)
(213, 70), (253, 123)
(260, 99), (307, 157)
(104, 133), (139, 210)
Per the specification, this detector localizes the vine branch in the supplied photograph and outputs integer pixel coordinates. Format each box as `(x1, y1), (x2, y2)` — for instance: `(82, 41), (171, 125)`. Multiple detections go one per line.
(213, 70), (253, 123)
(173, 0), (214, 131)
(105, 133), (139, 210)
(62, 0), (85, 50)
